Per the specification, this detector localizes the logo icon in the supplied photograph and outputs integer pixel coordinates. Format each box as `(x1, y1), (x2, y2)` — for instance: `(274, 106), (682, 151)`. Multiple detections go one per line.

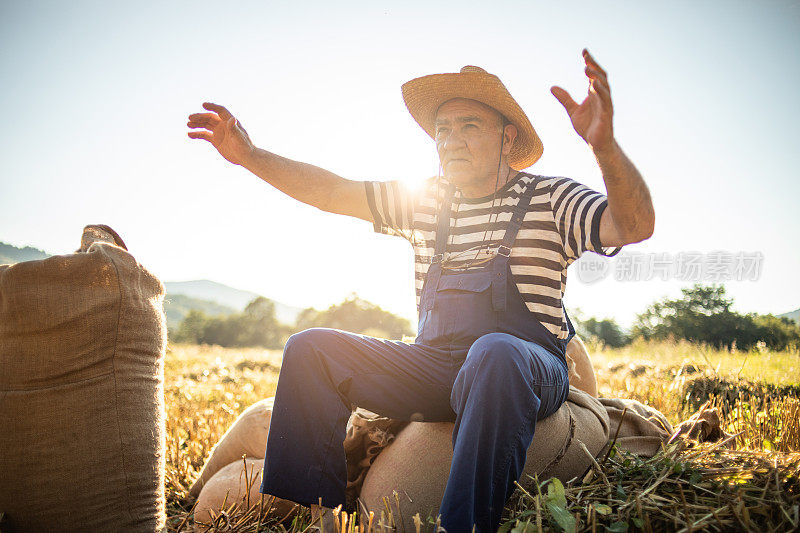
(574, 254), (610, 284)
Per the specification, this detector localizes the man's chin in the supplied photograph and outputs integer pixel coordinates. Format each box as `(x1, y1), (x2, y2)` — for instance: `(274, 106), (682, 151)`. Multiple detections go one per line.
(442, 169), (476, 186)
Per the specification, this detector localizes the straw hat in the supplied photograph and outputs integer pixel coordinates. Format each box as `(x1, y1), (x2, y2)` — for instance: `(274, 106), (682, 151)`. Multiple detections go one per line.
(401, 65), (543, 170)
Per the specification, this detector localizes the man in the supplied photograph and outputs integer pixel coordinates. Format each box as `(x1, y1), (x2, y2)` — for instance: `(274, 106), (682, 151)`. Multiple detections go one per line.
(187, 49), (654, 532)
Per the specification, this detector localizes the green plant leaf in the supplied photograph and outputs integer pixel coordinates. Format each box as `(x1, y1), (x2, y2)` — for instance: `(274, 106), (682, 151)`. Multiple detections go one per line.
(547, 502), (576, 532)
(497, 520), (514, 533)
(593, 503), (612, 516)
(511, 520), (536, 533)
(546, 478), (567, 507)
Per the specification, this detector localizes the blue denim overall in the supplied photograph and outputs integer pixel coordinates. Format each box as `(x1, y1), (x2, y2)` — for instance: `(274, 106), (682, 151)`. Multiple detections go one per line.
(261, 177), (572, 532)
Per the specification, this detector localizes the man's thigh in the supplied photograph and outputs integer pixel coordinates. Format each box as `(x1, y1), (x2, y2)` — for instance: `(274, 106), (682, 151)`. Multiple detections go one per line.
(453, 332), (568, 419)
(285, 327), (457, 422)
(523, 339), (570, 419)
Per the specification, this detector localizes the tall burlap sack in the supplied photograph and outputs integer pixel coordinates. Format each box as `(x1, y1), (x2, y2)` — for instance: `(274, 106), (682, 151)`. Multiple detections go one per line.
(189, 397), (275, 498)
(193, 458), (298, 531)
(0, 226), (167, 532)
(359, 387), (609, 531)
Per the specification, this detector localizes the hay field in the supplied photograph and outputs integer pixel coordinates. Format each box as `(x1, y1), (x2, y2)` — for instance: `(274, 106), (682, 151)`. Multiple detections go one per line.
(164, 340), (800, 532)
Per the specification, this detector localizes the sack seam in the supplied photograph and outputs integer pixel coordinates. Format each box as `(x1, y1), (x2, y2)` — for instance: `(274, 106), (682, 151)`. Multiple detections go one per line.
(1, 370), (115, 392)
(538, 403), (577, 478)
(106, 246), (138, 526)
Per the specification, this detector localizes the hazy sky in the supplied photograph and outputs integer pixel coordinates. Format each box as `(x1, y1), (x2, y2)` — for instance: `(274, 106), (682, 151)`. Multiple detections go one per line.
(1, 0), (798, 327)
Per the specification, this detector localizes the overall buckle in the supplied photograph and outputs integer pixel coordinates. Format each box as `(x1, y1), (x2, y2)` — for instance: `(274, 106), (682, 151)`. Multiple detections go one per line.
(431, 254), (444, 264)
(497, 245), (512, 257)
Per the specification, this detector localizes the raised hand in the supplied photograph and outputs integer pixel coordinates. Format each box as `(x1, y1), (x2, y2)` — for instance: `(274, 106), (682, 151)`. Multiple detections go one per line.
(550, 49), (614, 153)
(187, 102), (254, 166)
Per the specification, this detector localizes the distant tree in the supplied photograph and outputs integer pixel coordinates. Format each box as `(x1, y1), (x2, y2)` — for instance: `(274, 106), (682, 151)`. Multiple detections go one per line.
(631, 283), (800, 350)
(172, 309), (208, 344)
(294, 294), (413, 340)
(632, 284), (732, 347)
(750, 314), (800, 351)
(171, 297), (288, 348)
(201, 315), (243, 347)
(238, 297), (284, 347)
(579, 317), (630, 348)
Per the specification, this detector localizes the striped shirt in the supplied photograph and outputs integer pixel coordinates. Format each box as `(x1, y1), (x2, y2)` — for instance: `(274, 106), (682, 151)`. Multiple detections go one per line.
(364, 172), (622, 341)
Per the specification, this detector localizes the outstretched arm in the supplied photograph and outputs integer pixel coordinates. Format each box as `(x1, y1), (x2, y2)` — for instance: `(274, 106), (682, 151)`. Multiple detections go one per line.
(187, 102), (373, 222)
(551, 49), (655, 246)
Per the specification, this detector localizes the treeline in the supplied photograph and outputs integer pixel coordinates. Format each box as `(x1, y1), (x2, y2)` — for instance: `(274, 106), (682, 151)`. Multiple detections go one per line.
(575, 284), (800, 351)
(171, 284), (799, 352)
(170, 294), (413, 348)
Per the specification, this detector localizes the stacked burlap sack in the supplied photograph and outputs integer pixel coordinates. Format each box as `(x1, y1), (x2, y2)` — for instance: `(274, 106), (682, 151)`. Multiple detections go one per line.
(0, 225), (167, 532)
(189, 337), (676, 532)
(187, 398), (407, 527)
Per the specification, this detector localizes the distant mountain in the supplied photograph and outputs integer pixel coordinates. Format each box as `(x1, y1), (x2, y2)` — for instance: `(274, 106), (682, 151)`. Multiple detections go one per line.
(164, 279), (303, 325)
(164, 280), (261, 310)
(778, 307), (800, 324)
(1, 241), (304, 325)
(162, 293), (237, 330)
(0, 242), (50, 264)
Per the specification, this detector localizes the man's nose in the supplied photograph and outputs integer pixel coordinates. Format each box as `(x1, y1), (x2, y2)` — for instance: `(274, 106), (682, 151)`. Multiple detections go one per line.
(437, 129), (467, 153)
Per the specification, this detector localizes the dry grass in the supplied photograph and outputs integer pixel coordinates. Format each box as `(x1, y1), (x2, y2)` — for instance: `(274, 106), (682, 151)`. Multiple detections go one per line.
(589, 339), (800, 453)
(588, 337), (799, 387)
(501, 443), (800, 532)
(164, 344), (282, 530)
(164, 340), (800, 532)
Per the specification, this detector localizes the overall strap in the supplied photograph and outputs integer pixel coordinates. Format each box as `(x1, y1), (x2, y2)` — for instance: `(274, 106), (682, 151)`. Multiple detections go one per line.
(563, 304), (577, 346)
(500, 175), (539, 251)
(422, 183), (456, 312)
(432, 183), (456, 261)
(492, 176), (539, 311)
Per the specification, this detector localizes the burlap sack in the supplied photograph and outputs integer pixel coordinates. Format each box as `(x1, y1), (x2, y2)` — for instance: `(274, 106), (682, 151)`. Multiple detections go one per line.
(191, 399), (301, 530)
(668, 404), (733, 448)
(344, 409), (408, 509)
(189, 397), (275, 498)
(193, 458), (298, 530)
(565, 335), (598, 397)
(358, 387), (610, 531)
(0, 226), (167, 532)
(598, 397), (674, 457)
(190, 399), (398, 521)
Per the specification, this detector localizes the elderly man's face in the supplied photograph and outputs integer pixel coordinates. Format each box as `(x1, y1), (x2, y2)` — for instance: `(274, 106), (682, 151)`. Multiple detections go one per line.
(434, 98), (509, 194)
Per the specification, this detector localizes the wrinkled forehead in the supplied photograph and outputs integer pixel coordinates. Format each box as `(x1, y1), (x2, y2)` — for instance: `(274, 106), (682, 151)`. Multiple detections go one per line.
(434, 97), (504, 125)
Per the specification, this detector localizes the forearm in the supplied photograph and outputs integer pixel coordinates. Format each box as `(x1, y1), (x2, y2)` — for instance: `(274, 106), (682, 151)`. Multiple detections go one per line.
(594, 140), (655, 242)
(240, 147), (342, 212)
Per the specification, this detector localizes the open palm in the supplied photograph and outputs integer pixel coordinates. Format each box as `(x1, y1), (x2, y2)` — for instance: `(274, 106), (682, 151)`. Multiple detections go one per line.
(551, 49), (614, 153)
(187, 102), (254, 166)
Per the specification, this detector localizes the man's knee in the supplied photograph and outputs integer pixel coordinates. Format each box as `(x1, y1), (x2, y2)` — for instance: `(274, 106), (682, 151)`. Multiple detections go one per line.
(282, 327), (336, 367)
(451, 333), (537, 412)
(465, 333), (528, 369)
(454, 334), (532, 393)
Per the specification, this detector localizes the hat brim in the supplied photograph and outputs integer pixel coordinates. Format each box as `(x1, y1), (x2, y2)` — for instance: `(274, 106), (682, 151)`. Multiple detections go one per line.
(401, 71), (543, 170)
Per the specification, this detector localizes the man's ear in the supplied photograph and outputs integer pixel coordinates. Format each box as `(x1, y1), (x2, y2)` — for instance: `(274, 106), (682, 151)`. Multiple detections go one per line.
(502, 124), (518, 155)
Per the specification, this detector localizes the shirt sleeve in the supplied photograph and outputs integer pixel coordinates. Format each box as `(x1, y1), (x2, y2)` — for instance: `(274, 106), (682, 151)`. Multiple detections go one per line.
(363, 180), (417, 242)
(548, 176), (622, 261)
